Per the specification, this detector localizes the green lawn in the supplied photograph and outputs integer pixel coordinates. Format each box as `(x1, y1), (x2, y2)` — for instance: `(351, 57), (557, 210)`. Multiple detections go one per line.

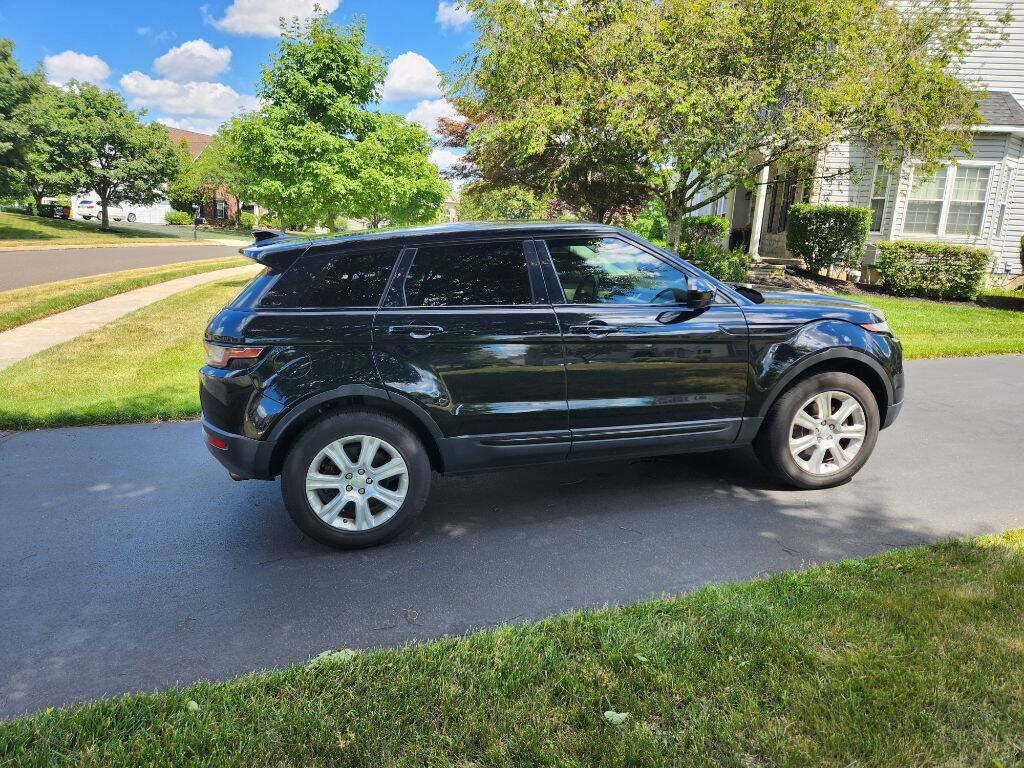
(841, 292), (1024, 358)
(0, 257), (248, 332)
(0, 278), (246, 430)
(0, 211), (175, 247)
(2, 530), (1022, 767)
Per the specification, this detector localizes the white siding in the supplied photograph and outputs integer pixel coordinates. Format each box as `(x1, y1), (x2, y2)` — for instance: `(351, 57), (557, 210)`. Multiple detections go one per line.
(958, 0), (1024, 104)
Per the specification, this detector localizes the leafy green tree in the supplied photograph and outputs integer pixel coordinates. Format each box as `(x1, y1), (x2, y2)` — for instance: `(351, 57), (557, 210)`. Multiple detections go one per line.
(22, 85), (88, 209)
(167, 139), (204, 213)
(61, 83), (180, 228)
(345, 113), (449, 227)
(457, 182), (548, 221)
(228, 15), (387, 229)
(0, 39), (43, 201)
(170, 133), (250, 222)
(452, 0), (1008, 252)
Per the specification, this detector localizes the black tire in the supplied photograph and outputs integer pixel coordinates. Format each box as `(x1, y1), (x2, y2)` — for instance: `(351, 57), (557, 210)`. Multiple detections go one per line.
(280, 410), (431, 548)
(754, 371), (879, 489)
(127, 213), (136, 222)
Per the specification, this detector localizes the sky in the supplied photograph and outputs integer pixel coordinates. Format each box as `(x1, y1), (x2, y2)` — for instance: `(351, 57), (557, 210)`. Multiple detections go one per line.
(0, 0), (474, 171)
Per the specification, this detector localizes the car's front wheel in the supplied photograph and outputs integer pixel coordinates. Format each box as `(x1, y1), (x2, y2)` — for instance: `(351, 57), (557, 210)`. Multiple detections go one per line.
(280, 410), (431, 548)
(754, 371), (879, 489)
(126, 213), (136, 222)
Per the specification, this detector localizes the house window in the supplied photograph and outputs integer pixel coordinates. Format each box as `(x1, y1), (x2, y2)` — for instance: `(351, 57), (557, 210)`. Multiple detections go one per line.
(214, 198), (227, 220)
(869, 164), (890, 232)
(945, 166), (990, 235)
(904, 165), (991, 237)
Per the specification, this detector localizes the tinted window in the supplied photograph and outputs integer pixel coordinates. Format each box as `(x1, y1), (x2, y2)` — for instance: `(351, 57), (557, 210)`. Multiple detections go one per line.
(546, 237), (688, 305)
(260, 248), (398, 308)
(401, 241), (532, 306)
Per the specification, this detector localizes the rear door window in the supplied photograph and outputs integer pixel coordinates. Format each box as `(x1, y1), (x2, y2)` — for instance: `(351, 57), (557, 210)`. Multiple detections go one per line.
(399, 240), (533, 306)
(260, 248), (399, 308)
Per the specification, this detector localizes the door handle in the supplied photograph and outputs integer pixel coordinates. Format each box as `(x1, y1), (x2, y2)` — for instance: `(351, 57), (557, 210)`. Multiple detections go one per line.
(568, 322), (619, 337)
(387, 324), (445, 339)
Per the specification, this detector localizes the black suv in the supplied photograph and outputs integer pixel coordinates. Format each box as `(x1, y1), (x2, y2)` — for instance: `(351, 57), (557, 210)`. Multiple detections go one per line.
(201, 222), (904, 548)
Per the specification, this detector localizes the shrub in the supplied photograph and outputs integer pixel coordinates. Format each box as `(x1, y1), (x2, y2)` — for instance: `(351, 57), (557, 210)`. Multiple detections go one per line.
(678, 215), (729, 251)
(786, 204), (870, 273)
(239, 211), (255, 229)
(260, 213), (282, 229)
(165, 210), (193, 225)
(691, 243), (750, 282)
(874, 240), (991, 300)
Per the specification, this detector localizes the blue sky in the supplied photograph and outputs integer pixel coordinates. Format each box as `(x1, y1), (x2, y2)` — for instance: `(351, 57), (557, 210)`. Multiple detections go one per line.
(2, 0), (474, 168)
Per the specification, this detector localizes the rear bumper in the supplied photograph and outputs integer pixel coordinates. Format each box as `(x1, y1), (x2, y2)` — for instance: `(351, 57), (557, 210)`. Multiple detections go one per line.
(201, 418), (276, 480)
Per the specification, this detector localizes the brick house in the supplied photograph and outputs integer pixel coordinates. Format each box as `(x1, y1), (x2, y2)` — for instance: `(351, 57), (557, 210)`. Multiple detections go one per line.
(163, 125), (245, 225)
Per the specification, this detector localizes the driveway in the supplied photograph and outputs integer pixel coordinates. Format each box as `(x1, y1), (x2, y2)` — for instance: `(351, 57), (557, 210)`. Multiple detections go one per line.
(1, 355), (1022, 719)
(0, 243), (241, 291)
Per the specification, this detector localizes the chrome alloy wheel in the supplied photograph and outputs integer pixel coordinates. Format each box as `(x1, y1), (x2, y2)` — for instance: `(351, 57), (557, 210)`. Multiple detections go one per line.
(788, 391), (867, 476)
(305, 435), (409, 531)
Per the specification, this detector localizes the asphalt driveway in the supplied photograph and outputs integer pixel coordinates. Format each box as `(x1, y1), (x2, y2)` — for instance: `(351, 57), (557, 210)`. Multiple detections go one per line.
(2, 355), (1023, 719)
(0, 243), (241, 291)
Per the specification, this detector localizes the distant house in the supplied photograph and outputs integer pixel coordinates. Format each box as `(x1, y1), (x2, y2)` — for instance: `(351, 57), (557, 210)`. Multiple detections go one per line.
(163, 125), (256, 225)
(720, 2), (1024, 277)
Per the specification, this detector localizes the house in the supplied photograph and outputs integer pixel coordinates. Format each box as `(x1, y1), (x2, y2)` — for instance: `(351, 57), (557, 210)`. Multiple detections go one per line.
(163, 125), (251, 225)
(724, 2), (1024, 277)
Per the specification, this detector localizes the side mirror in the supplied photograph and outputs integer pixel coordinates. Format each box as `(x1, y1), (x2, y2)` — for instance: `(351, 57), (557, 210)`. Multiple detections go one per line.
(685, 277), (715, 310)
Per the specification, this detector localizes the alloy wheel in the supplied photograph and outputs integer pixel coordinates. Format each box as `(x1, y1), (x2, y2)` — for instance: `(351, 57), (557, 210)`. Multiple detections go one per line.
(788, 390), (867, 476)
(305, 435), (409, 531)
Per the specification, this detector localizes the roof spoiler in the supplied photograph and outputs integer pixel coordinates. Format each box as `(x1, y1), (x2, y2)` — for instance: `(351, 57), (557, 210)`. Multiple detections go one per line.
(239, 230), (308, 269)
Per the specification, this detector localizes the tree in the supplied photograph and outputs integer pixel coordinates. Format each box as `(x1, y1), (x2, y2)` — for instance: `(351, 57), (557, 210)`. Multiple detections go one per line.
(61, 84), (179, 228)
(167, 139), (204, 213)
(456, 181), (548, 221)
(0, 39), (42, 200)
(169, 133), (249, 222)
(228, 15), (387, 229)
(452, 0), (1009, 252)
(22, 85), (87, 208)
(344, 113), (449, 228)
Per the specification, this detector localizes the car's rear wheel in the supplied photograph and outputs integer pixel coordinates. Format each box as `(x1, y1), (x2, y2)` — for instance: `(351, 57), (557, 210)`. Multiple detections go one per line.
(280, 410), (431, 548)
(126, 213), (136, 222)
(754, 371), (879, 489)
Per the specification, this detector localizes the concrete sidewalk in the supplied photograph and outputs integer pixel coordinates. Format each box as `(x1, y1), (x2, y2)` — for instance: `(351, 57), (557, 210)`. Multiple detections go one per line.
(0, 264), (260, 371)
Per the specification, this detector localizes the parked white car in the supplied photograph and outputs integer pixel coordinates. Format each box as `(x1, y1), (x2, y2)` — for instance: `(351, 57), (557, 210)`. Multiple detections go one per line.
(75, 200), (137, 222)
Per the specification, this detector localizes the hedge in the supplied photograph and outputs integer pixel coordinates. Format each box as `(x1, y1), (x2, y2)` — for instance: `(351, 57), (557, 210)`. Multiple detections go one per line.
(874, 240), (991, 301)
(239, 211), (255, 229)
(691, 243), (750, 282)
(679, 215), (729, 250)
(164, 210), (193, 225)
(786, 204), (870, 273)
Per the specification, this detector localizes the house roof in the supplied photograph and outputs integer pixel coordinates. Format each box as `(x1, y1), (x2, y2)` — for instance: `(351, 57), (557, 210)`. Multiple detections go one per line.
(977, 91), (1024, 127)
(162, 126), (214, 160)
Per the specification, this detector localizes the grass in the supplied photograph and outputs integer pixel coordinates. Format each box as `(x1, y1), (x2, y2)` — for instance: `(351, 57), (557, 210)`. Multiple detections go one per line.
(0, 277), (247, 430)
(979, 287), (1024, 298)
(2, 530), (1023, 766)
(0, 257), (248, 332)
(0, 211), (174, 247)
(840, 292), (1024, 358)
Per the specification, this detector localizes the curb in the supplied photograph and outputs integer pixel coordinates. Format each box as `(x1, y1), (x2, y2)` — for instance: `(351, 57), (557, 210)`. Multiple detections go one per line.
(0, 240), (229, 252)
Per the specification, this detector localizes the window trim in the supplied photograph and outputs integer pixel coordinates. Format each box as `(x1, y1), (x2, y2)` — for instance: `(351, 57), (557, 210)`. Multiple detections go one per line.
(383, 237), (547, 310)
(537, 234), (702, 308)
(868, 163), (892, 233)
(903, 161), (994, 238)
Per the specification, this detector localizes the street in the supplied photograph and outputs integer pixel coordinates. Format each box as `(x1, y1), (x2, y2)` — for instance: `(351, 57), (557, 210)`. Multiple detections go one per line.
(1, 355), (1022, 719)
(0, 243), (241, 291)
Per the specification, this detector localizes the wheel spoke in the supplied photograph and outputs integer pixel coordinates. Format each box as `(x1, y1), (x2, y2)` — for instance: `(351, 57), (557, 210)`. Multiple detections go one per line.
(793, 411), (818, 431)
(357, 436), (381, 469)
(306, 472), (340, 491)
(372, 457), (406, 481)
(807, 445), (827, 473)
(832, 397), (860, 424)
(831, 441), (854, 468)
(372, 486), (406, 510)
(318, 494), (346, 525)
(814, 392), (833, 420)
(324, 442), (353, 474)
(789, 433), (817, 453)
(835, 425), (866, 441)
(353, 497), (374, 530)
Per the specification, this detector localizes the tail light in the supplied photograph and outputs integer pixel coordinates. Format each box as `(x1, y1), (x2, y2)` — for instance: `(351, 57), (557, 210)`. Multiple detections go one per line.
(204, 342), (265, 368)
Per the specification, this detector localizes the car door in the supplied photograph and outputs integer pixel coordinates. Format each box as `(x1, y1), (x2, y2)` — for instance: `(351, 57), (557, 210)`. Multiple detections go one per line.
(372, 237), (569, 471)
(537, 234), (748, 456)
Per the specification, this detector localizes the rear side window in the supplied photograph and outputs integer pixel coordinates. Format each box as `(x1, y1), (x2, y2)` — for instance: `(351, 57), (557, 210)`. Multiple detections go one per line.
(260, 248), (399, 308)
(400, 240), (532, 306)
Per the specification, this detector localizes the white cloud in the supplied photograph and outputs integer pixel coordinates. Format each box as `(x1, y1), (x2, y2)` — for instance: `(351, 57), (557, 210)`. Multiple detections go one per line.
(154, 39), (231, 82)
(43, 50), (110, 86)
(429, 148), (462, 174)
(380, 52), (441, 102)
(206, 0), (340, 37)
(120, 71), (260, 120)
(436, 1), (472, 30)
(406, 98), (457, 137)
(156, 116), (225, 134)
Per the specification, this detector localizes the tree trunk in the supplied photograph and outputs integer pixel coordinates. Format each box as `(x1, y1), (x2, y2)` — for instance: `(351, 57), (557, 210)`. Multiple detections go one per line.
(100, 199), (110, 230)
(33, 190), (44, 211)
(665, 199), (684, 255)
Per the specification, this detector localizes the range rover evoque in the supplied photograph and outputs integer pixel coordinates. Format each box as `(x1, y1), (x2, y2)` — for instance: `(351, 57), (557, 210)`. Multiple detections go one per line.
(201, 222), (904, 548)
